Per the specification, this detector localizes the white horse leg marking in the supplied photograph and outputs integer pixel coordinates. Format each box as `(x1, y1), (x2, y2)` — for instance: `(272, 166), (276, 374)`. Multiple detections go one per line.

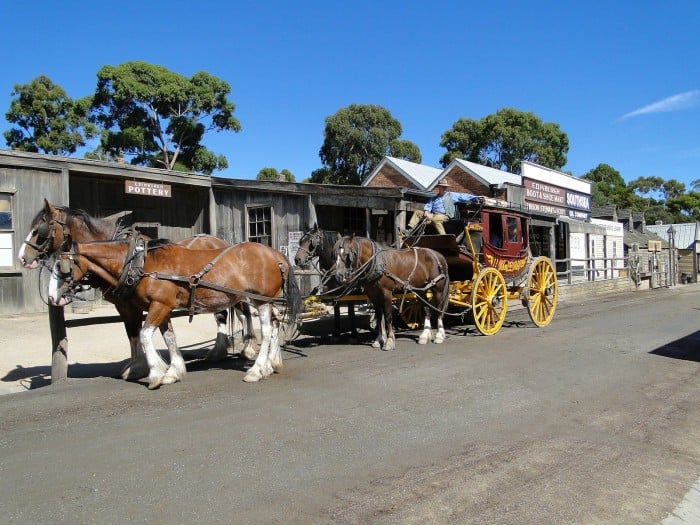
(434, 316), (445, 344)
(140, 325), (166, 389)
(161, 325), (186, 385)
(244, 304), (272, 383)
(418, 309), (432, 345)
(383, 300), (396, 351)
(241, 304), (259, 360)
(269, 318), (283, 373)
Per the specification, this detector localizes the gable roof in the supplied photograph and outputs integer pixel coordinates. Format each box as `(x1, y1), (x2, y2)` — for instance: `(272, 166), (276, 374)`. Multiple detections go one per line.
(646, 222), (699, 249)
(441, 158), (521, 189)
(363, 157), (442, 189)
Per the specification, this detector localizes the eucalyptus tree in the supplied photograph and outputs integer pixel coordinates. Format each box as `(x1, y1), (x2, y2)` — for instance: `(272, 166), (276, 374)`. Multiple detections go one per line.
(439, 108), (568, 173)
(89, 61), (241, 174)
(315, 104), (421, 185)
(4, 75), (94, 154)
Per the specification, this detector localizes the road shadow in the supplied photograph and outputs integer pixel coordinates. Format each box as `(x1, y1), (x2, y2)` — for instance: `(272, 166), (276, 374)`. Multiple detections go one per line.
(649, 330), (700, 362)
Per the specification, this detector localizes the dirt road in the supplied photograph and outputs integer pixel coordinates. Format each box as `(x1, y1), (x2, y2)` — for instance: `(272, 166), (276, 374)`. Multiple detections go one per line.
(1, 286), (699, 524)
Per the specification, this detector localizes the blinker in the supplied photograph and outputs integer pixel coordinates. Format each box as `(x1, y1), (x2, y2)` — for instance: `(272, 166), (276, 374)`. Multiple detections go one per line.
(59, 257), (72, 275)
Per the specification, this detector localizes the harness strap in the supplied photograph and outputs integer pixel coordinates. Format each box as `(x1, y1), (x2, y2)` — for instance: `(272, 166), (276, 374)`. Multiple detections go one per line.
(152, 272), (287, 305)
(186, 245), (236, 320)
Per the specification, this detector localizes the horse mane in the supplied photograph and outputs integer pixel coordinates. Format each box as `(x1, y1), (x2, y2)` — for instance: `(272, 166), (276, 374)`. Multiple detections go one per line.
(33, 204), (119, 238)
(147, 239), (173, 250)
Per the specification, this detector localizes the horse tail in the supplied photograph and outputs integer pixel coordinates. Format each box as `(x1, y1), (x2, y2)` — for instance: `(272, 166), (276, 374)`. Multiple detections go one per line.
(283, 256), (304, 328)
(437, 253), (450, 315)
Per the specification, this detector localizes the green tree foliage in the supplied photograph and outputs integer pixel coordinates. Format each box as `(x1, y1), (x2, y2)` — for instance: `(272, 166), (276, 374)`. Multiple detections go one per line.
(89, 61), (241, 174)
(256, 167), (295, 182)
(4, 75), (95, 154)
(317, 104), (421, 185)
(582, 164), (634, 207)
(439, 108), (568, 173)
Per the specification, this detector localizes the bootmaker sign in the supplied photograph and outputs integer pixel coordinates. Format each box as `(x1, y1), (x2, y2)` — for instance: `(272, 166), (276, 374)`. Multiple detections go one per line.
(125, 180), (172, 198)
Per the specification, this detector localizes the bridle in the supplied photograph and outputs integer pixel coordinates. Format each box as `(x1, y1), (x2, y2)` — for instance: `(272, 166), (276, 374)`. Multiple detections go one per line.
(26, 216), (71, 261)
(49, 244), (85, 304)
(295, 230), (322, 267)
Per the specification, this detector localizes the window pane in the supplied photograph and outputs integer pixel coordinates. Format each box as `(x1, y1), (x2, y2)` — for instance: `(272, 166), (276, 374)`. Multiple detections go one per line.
(247, 206), (272, 247)
(0, 194), (11, 230)
(0, 232), (12, 266)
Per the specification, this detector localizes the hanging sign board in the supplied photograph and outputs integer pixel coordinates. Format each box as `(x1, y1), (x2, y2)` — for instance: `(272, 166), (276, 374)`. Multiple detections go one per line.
(125, 180), (172, 198)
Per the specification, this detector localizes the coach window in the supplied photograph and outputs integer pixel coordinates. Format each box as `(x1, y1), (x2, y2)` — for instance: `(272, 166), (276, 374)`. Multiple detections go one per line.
(0, 192), (14, 268)
(247, 205), (272, 246)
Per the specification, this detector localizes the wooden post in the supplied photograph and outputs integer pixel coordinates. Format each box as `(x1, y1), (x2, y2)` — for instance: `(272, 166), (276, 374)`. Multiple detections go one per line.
(48, 305), (68, 383)
(333, 302), (341, 338)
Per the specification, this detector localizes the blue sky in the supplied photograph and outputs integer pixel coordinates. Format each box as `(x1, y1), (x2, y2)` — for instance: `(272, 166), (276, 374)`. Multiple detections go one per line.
(2, 1), (698, 188)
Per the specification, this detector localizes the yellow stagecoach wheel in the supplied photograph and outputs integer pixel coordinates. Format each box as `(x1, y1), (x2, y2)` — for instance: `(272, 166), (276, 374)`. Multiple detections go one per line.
(399, 299), (423, 330)
(471, 267), (507, 335)
(527, 256), (558, 327)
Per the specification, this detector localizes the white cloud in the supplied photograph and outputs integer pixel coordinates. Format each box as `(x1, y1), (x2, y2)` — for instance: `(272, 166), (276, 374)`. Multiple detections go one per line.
(618, 90), (700, 121)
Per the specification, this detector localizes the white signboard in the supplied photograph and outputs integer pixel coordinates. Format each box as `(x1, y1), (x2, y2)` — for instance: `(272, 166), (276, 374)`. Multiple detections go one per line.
(288, 231), (303, 260)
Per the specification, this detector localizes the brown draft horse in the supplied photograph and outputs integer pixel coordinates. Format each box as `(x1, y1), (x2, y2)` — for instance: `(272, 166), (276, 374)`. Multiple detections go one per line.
(48, 239), (303, 387)
(334, 233), (450, 351)
(17, 199), (257, 380)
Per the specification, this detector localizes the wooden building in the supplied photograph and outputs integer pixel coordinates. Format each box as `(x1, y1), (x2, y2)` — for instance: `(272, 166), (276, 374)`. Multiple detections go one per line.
(1, 150), (417, 314)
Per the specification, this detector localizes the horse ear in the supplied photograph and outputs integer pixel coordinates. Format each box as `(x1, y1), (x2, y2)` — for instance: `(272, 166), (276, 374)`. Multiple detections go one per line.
(44, 198), (57, 217)
(313, 222), (318, 231)
(349, 232), (355, 240)
(336, 232), (342, 241)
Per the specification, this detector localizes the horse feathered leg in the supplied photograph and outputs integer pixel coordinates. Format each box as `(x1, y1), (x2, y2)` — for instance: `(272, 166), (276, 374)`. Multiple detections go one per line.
(140, 325), (166, 389)
(269, 317), (283, 373)
(238, 302), (259, 360)
(382, 289), (396, 351)
(160, 320), (186, 385)
(244, 303), (273, 382)
(205, 310), (231, 362)
(418, 304), (432, 345)
(117, 303), (158, 381)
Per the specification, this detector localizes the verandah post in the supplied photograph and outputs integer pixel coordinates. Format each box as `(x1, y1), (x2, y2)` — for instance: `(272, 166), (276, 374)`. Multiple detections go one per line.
(48, 304), (68, 382)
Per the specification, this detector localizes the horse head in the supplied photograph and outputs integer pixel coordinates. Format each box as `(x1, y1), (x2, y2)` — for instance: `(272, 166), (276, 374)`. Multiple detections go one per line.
(47, 244), (87, 307)
(18, 199), (72, 269)
(334, 233), (361, 283)
(294, 224), (322, 268)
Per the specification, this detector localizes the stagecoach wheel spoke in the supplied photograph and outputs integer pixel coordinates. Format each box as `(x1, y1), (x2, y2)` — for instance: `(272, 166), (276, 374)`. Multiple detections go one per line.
(527, 256), (558, 327)
(472, 267), (507, 336)
(399, 299), (422, 330)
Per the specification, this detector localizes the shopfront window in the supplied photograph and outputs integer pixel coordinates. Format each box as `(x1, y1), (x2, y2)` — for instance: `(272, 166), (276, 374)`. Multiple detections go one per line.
(247, 205), (272, 246)
(0, 193), (14, 267)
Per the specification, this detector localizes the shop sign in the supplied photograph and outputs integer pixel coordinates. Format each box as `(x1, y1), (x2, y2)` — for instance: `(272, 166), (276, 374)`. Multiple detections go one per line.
(125, 180), (172, 197)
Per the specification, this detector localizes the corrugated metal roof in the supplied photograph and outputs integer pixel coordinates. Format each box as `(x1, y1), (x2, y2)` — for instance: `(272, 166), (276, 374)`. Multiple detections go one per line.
(624, 229), (667, 248)
(363, 157), (442, 190)
(445, 159), (521, 187)
(646, 222), (698, 249)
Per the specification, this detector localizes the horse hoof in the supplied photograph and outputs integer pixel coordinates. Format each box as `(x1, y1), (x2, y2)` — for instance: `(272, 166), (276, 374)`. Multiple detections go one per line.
(204, 348), (227, 362)
(371, 341), (381, 349)
(418, 338), (429, 345)
(243, 371), (262, 383)
(122, 364), (149, 381)
(242, 346), (258, 361)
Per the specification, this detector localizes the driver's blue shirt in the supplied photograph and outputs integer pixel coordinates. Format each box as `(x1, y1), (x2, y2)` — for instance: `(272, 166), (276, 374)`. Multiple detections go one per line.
(424, 192), (478, 215)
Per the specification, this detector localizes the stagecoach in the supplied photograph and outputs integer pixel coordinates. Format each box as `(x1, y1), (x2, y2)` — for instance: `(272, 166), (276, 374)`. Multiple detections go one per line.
(296, 196), (557, 338)
(398, 196), (557, 335)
